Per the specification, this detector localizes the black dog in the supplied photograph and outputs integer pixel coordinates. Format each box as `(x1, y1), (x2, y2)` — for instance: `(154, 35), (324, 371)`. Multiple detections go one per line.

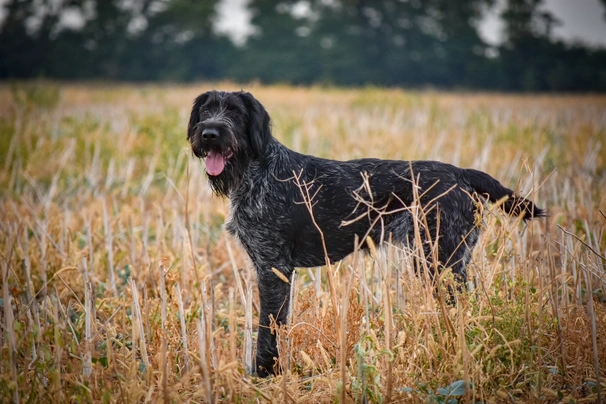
(187, 90), (544, 376)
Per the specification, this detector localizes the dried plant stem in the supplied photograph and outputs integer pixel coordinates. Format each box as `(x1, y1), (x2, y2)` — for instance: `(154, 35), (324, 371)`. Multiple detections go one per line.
(197, 319), (214, 403)
(3, 259), (20, 404)
(315, 266), (322, 297)
(201, 279), (217, 370)
(244, 284), (253, 374)
(340, 258), (355, 404)
(22, 228), (40, 365)
(359, 251), (370, 335)
(38, 220), (49, 303)
(53, 298), (62, 400)
(184, 159), (201, 288)
(458, 301), (470, 401)
(161, 336), (169, 404)
(175, 283), (191, 374)
(103, 198), (118, 297)
(583, 263), (602, 403)
(85, 216), (94, 287)
(225, 239), (247, 310)
(130, 279), (150, 367)
(82, 257), (93, 380)
(229, 288), (236, 365)
(159, 263), (167, 331)
(558, 225), (606, 261)
(287, 271), (297, 374)
(383, 244), (393, 403)
(548, 241), (567, 379)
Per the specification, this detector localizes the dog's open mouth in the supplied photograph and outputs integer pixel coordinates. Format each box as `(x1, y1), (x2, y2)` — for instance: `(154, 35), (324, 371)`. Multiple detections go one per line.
(205, 150), (233, 176)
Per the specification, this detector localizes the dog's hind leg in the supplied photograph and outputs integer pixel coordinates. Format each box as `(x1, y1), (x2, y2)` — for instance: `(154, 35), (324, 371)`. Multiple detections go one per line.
(437, 215), (480, 302)
(254, 265), (294, 377)
(399, 206), (479, 303)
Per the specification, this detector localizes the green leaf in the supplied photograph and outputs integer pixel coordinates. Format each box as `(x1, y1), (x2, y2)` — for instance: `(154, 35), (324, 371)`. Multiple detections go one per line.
(437, 387), (451, 396)
(103, 389), (111, 404)
(448, 380), (467, 396)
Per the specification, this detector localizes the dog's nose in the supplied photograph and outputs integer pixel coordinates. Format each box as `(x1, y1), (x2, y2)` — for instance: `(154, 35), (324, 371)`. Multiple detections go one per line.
(202, 128), (219, 140)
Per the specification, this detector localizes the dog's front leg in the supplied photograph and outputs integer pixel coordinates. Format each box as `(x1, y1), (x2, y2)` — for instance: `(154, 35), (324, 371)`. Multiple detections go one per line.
(254, 265), (294, 377)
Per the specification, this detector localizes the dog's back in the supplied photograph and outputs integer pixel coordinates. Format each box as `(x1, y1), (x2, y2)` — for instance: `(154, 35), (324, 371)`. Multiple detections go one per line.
(237, 146), (543, 281)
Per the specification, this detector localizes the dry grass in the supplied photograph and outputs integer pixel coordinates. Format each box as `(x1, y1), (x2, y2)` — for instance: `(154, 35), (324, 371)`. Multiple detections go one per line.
(0, 82), (605, 403)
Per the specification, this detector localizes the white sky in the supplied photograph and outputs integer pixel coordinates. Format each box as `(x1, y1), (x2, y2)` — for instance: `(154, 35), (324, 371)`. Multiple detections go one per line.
(545, 0), (606, 46)
(478, 0), (606, 47)
(215, 0), (255, 45)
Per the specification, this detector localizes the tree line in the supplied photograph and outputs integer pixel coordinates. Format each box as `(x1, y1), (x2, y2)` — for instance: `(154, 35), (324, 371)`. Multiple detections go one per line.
(1, 0), (605, 91)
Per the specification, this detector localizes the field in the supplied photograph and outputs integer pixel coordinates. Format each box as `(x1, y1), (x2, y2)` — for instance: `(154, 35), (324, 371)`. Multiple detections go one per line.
(1, 82), (605, 403)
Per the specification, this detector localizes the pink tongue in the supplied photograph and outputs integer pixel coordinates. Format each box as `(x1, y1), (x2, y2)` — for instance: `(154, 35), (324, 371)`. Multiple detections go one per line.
(205, 151), (225, 176)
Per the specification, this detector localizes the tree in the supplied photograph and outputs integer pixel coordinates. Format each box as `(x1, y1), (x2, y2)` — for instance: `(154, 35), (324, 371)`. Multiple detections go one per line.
(0, 0), (59, 78)
(288, 0), (494, 87)
(1, 0), (605, 90)
(228, 0), (319, 84)
(141, 0), (232, 81)
(0, 0), (232, 81)
(497, 0), (606, 91)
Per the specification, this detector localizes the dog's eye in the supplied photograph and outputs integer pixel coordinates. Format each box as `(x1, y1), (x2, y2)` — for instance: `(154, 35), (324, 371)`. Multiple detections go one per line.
(201, 110), (210, 119)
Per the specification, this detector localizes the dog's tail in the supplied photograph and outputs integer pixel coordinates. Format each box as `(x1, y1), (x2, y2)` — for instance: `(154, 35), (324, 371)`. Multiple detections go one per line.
(463, 168), (545, 222)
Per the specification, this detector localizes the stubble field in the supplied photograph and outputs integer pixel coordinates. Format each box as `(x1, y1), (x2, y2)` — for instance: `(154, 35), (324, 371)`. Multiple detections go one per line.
(0, 82), (605, 403)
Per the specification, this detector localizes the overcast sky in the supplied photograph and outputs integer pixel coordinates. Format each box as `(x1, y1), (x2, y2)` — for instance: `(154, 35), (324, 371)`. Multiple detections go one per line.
(547, 0), (606, 46)
(216, 0), (606, 48)
(1, 0), (605, 48)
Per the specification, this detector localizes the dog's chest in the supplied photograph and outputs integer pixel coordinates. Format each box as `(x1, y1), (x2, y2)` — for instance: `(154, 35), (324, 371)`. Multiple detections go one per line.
(227, 180), (271, 229)
(225, 198), (265, 236)
(224, 182), (291, 263)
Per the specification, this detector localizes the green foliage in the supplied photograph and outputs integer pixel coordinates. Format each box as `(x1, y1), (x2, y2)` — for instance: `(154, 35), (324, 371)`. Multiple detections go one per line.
(118, 265), (132, 287)
(9, 81), (61, 111)
(1, 0), (605, 90)
(400, 380), (469, 403)
(350, 335), (385, 403)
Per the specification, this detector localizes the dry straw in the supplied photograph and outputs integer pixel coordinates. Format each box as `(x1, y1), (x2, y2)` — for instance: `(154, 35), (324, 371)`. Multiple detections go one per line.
(0, 83), (605, 402)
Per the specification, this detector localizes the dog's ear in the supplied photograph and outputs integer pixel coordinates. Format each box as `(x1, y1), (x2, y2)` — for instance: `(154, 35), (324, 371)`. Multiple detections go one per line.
(237, 91), (271, 157)
(188, 92), (211, 140)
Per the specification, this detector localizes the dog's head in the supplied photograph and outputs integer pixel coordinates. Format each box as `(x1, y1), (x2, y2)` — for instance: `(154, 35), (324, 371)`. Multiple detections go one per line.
(187, 91), (271, 194)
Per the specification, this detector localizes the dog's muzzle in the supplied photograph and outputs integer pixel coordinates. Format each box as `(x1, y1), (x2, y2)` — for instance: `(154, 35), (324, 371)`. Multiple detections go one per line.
(190, 122), (235, 176)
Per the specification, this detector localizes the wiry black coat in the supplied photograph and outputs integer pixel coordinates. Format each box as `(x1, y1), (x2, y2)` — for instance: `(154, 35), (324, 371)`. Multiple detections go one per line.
(187, 90), (545, 376)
